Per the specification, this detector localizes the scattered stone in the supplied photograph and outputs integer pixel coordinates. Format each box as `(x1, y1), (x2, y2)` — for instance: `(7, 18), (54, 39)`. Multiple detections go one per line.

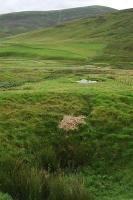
(59, 115), (86, 131)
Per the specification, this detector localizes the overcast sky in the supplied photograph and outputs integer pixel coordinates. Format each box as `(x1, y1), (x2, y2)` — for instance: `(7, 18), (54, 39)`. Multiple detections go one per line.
(0, 0), (133, 14)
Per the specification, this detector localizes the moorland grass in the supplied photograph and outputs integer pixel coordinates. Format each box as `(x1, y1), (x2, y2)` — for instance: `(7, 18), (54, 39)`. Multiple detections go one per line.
(0, 62), (132, 199)
(0, 8), (133, 200)
(0, 192), (13, 200)
(0, 9), (132, 67)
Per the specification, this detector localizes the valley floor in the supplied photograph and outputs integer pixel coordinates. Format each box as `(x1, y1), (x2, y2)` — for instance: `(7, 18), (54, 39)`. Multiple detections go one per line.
(0, 58), (133, 200)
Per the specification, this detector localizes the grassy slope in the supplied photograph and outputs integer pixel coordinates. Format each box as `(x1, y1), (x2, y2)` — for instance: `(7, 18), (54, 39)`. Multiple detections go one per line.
(0, 62), (133, 200)
(1, 8), (133, 67)
(0, 8), (133, 200)
(0, 5), (116, 36)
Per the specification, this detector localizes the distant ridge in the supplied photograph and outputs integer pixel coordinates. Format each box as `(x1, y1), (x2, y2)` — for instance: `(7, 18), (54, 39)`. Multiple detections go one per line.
(5, 8), (132, 67)
(0, 5), (116, 36)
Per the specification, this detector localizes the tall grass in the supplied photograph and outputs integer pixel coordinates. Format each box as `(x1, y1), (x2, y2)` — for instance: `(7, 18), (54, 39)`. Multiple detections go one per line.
(0, 158), (93, 200)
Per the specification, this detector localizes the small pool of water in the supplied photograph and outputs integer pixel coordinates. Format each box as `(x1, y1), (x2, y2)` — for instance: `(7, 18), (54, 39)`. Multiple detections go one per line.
(76, 79), (97, 84)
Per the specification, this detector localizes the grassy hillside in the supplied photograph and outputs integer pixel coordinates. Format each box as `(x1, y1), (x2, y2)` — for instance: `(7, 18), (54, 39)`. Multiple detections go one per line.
(0, 6), (116, 36)
(0, 60), (133, 200)
(0, 7), (133, 200)
(1, 8), (133, 67)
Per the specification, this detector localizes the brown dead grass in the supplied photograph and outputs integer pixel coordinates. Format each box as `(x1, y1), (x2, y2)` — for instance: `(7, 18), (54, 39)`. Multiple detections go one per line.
(59, 115), (86, 131)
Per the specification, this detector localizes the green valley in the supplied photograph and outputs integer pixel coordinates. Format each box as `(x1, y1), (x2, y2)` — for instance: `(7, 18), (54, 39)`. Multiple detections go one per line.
(0, 6), (133, 200)
(1, 8), (133, 67)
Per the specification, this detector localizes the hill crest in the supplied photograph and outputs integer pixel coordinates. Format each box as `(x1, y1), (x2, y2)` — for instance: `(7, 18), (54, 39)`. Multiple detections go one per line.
(0, 5), (116, 36)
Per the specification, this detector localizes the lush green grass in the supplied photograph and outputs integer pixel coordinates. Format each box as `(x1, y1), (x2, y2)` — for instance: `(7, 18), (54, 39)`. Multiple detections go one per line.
(0, 192), (13, 200)
(0, 8), (132, 68)
(0, 61), (133, 199)
(0, 7), (133, 200)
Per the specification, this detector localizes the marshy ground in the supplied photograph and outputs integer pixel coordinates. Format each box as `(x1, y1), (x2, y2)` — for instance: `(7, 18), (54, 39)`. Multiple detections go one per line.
(0, 58), (133, 200)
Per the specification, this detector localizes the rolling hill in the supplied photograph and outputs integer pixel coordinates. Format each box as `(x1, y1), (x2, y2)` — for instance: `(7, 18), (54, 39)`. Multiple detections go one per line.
(0, 5), (133, 200)
(2, 8), (133, 67)
(0, 5), (116, 36)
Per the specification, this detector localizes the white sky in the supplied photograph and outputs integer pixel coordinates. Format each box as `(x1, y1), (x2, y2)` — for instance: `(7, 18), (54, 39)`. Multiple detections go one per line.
(0, 0), (133, 14)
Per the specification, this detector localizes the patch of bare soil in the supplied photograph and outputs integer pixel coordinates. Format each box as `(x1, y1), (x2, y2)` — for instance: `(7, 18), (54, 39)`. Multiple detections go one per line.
(59, 115), (86, 131)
